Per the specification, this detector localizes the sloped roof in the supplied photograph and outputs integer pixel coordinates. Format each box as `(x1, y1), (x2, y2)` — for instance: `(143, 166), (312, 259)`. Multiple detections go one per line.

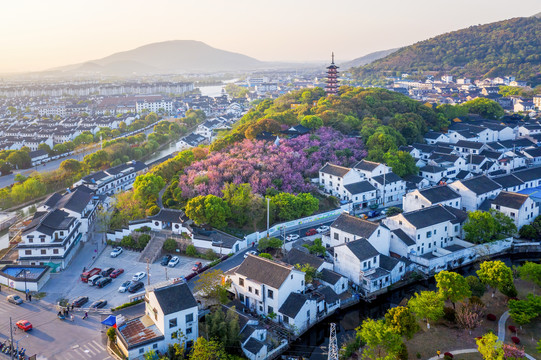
(371, 172), (403, 185)
(343, 181), (376, 195)
(491, 191), (529, 210)
(153, 283), (197, 315)
(457, 175), (501, 195)
(56, 189), (93, 214)
(283, 248), (324, 270)
(319, 163), (350, 177)
(455, 140), (484, 149)
(331, 213), (379, 239)
(418, 185), (460, 203)
(315, 286), (340, 304)
(492, 174), (524, 189)
(401, 205), (467, 229)
(278, 292), (309, 318)
(353, 160), (381, 171)
(338, 239), (380, 262)
(513, 167), (541, 183)
(243, 338), (266, 355)
(235, 255), (294, 289)
(391, 229), (415, 247)
(150, 209), (186, 223)
(319, 269), (342, 285)
(420, 165), (446, 173)
(379, 254), (400, 271)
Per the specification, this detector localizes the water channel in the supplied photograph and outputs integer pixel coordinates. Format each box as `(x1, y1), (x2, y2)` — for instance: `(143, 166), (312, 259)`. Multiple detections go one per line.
(283, 253), (541, 359)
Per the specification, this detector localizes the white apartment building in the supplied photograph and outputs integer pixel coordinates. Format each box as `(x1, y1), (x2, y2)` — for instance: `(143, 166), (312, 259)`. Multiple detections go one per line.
(490, 191), (539, 229)
(403, 185), (461, 212)
(318, 163), (363, 199)
(75, 160), (147, 196)
(136, 99), (173, 114)
(449, 175), (502, 211)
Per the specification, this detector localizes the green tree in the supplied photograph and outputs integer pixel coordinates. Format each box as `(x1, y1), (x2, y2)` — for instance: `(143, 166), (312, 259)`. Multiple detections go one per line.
(384, 306), (419, 340)
(194, 269), (228, 303)
(37, 143), (52, 154)
(518, 261), (541, 289)
(302, 238), (326, 256)
(189, 338), (228, 360)
(163, 238), (177, 253)
(294, 263), (319, 283)
(407, 291), (444, 328)
(0, 160), (11, 176)
(434, 271), (472, 308)
(205, 307), (241, 352)
(463, 210), (515, 243)
(466, 275), (486, 298)
(258, 253), (273, 260)
(358, 318), (403, 360)
(257, 237), (283, 252)
(222, 183), (261, 227)
(476, 332), (504, 360)
(300, 115), (323, 129)
(382, 151), (418, 177)
(60, 159), (83, 175)
(185, 195), (231, 229)
(133, 173), (165, 203)
(477, 260), (516, 296)
(462, 98), (504, 119)
(508, 296), (539, 325)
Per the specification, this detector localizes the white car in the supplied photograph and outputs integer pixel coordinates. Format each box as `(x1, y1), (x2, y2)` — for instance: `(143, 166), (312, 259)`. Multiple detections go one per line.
(168, 256), (180, 267)
(118, 280), (132, 293)
(316, 225), (330, 233)
(244, 250), (257, 258)
(132, 272), (146, 281)
(110, 247), (123, 258)
(285, 234), (300, 241)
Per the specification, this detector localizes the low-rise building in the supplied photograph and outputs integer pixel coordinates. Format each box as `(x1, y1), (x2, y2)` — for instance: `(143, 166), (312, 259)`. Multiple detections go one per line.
(490, 191), (539, 229)
(403, 185), (461, 212)
(449, 175), (501, 211)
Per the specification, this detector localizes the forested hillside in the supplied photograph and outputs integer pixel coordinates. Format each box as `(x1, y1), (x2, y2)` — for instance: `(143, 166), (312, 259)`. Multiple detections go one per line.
(351, 17), (541, 85)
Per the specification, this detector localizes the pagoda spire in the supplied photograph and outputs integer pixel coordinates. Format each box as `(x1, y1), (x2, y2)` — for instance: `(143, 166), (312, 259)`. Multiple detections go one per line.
(325, 52), (339, 96)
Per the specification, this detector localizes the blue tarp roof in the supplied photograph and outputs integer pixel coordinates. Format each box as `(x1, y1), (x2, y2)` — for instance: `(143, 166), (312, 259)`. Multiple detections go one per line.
(101, 315), (116, 326)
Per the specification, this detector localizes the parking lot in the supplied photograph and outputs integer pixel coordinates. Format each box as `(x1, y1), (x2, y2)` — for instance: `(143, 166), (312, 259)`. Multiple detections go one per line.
(42, 244), (209, 308)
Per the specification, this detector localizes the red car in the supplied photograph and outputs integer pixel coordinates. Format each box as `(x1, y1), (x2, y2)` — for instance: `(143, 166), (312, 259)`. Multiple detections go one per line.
(16, 320), (32, 331)
(305, 229), (317, 236)
(192, 262), (202, 272)
(110, 268), (124, 278)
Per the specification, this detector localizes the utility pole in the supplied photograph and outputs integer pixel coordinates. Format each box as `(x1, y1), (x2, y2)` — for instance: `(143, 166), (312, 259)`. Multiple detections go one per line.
(266, 197), (270, 238)
(327, 323), (339, 360)
(10, 317), (14, 360)
(165, 267), (168, 281)
(146, 259), (150, 286)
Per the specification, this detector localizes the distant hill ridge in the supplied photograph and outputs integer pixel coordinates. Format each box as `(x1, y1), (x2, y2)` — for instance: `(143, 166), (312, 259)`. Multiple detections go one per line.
(351, 16), (541, 86)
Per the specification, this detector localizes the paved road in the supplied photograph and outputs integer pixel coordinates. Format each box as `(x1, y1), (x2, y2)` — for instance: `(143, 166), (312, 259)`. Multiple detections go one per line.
(0, 290), (110, 360)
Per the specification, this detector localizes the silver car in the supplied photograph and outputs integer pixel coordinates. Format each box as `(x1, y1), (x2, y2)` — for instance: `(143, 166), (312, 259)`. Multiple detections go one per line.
(118, 280), (132, 293)
(7, 295), (23, 305)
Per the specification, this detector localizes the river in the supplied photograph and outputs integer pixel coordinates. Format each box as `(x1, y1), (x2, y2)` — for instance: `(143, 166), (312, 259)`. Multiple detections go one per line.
(198, 78), (239, 97)
(283, 254), (541, 360)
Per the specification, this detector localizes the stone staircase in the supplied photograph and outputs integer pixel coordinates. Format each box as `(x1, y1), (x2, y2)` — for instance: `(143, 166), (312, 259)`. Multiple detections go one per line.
(138, 232), (166, 263)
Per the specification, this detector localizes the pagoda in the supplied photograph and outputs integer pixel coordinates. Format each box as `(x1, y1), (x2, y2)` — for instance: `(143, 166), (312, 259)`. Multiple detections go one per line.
(325, 52), (339, 95)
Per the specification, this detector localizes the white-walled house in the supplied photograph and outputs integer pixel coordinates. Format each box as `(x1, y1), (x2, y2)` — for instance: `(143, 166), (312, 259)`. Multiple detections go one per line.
(513, 167), (541, 189)
(333, 239), (405, 294)
(368, 172), (406, 206)
(326, 213), (390, 255)
(352, 160), (391, 179)
(449, 175), (502, 211)
(18, 209), (83, 269)
(403, 185), (461, 212)
(492, 174), (526, 193)
(490, 191), (539, 229)
(75, 160), (147, 196)
(318, 163), (362, 199)
(224, 255), (305, 320)
(343, 181), (378, 210)
(115, 283), (198, 359)
(278, 292), (317, 335)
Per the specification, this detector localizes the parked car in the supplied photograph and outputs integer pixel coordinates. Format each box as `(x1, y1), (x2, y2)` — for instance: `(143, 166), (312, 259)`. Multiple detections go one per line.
(367, 210), (380, 218)
(127, 281), (144, 293)
(160, 255), (172, 266)
(72, 296), (89, 307)
(88, 275), (103, 286)
(285, 234), (300, 241)
(110, 268), (124, 278)
(316, 225), (330, 233)
(132, 272), (146, 281)
(244, 250), (257, 258)
(168, 256), (180, 267)
(191, 262), (202, 272)
(110, 247), (123, 258)
(16, 320), (32, 331)
(118, 281), (132, 293)
(7, 295), (23, 305)
(305, 228), (317, 236)
(89, 300), (107, 309)
(96, 277), (112, 288)
(101, 267), (115, 277)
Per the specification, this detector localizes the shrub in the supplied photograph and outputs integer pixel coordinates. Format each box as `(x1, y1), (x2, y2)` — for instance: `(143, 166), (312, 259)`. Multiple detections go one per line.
(444, 352), (453, 358)
(186, 244), (197, 257)
(487, 313), (497, 321)
(107, 327), (116, 342)
(146, 205), (160, 216)
(137, 234), (151, 249)
(508, 325), (517, 333)
(511, 336), (520, 344)
(397, 343), (408, 360)
(416, 353), (421, 359)
(501, 284), (518, 298)
(120, 235), (135, 248)
(135, 226), (151, 232)
(163, 238), (177, 253)
(258, 253), (273, 260)
(443, 306), (456, 322)
(466, 275), (486, 297)
(469, 296), (485, 307)
(204, 248), (217, 260)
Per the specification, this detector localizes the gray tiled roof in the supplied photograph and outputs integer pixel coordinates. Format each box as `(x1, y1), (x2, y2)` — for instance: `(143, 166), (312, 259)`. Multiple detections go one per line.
(343, 181), (376, 195)
(513, 167), (541, 183)
(353, 160), (381, 171)
(418, 185), (460, 204)
(278, 292), (309, 318)
(319, 163), (350, 177)
(401, 205), (467, 229)
(491, 191), (529, 210)
(331, 213), (379, 239)
(153, 283), (197, 316)
(492, 174), (524, 189)
(457, 175), (501, 195)
(319, 269), (342, 285)
(284, 248), (324, 269)
(236, 255), (294, 289)
(391, 229), (415, 246)
(243, 338), (265, 355)
(338, 239), (380, 262)
(371, 172), (403, 185)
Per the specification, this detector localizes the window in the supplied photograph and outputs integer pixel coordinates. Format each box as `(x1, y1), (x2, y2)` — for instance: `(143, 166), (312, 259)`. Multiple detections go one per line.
(426, 231), (432, 238)
(248, 286), (252, 293)
(454, 225), (459, 232)
(53, 249), (59, 254)
(41, 249), (46, 255)
(153, 344), (158, 349)
(239, 278), (244, 287)
(25, 250), (31, 255)
(186, 327), (192, 335)
(283, 315), (289, 324)
(428, 243), (431, 248)
(373, 256), (377, 263)
(28, 238), (33, 243)
(417, 234), (420, 240)
(268, 289), (274, 299)
(434, 229), (437, 234)
(239, 294), (244, 302)
(291, 275), (293, 279)
(186, 313), (194, 323)
(255, 289), (259, 296)
(334, 233), (339, 240)
(268, 305), (274, 314)
(139, 349), (144, 354)
(399, 266), (403, 272)
(510, 212), (515, 218)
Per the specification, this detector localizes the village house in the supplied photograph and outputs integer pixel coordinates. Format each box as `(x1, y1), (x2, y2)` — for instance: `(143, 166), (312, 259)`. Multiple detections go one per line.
(490, 191), (539, 229)
(318, 163), (362, 199)
(403, 185), (461, 212)
(75, 160), (147, 196)
(368, 172), (407, 206)
(115, 283), (198, 359)
(448, 175), (502, 211)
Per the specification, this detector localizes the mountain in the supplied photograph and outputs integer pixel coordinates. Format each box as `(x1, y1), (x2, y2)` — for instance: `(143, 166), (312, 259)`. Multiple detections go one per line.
(340, 48), (398, 69)
(53, 40), (268, 75)
(351, 16), (541, 85)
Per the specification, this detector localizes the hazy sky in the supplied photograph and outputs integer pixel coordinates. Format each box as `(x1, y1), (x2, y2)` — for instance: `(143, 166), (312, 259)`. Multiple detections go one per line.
(0, 0), (538, 73)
